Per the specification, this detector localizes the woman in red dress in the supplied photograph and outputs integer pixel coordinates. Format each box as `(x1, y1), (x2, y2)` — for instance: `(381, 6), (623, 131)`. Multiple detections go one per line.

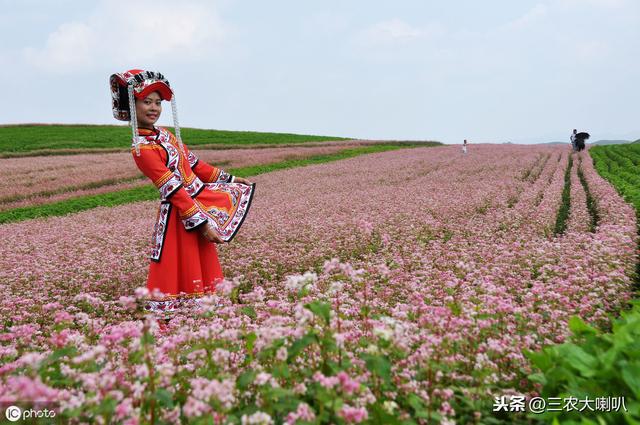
(109, 69), (255, 316)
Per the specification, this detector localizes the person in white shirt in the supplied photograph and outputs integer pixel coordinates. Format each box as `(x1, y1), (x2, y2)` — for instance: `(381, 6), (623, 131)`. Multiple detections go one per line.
(462, 139), (468, 154)
(570, 129), (577, 151)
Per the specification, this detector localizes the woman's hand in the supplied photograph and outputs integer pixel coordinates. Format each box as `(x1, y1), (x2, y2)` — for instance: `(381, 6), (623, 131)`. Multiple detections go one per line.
(233, 177), (253, 185)
(201, 222), (224, 244)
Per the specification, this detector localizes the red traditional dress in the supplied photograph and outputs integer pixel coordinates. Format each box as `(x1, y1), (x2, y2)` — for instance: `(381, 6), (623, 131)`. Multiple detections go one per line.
(109, 69), (254, 316)
(133, 127), (254, 314)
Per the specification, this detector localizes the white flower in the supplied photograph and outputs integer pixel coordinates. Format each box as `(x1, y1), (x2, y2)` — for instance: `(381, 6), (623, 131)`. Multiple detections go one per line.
(285, 271), (318, 293)
(373, 316), (400, 341)
(254, 372), (272, 386)
(276, 346), (288, 362)
(373, 325), (393, 341)
(18, 352), (47, 368)
(241, 411), (274, 425)
(365, 344), (380, 354)
(328, 281), (344, 295)
(294, 303), (314, 326)
(134, 287), (149, 299)
(383, 400), (398, 414)
(216, 279), (238, 297)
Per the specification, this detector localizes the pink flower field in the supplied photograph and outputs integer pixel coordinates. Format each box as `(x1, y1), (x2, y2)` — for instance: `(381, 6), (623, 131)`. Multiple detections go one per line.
(0, 145), (636, 424)
(0, 144), (360, 210)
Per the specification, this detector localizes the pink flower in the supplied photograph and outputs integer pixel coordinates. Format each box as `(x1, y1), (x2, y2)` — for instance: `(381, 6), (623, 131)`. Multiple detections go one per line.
(285, 402), (316, 424)
(182, 396), (210, 418)
(439, 401), (455, 416)
(338, 405), (368, 423)
(49, 329), (70, 348)
(358, 219), (374, 236)
(115, 397), (134, 420)
(118, 295), (137, 310)
(134, 287), (149, 299)
(42, 302), (62, 312)
(5, 376), (60, 401)
(276, 346), (288, 362)
(189, 378), (236, 409)
(215, 279), (237, 297)
(313, 372), (339, 389)
(337, 371), (360, 395)
(54, 310), (73, 324)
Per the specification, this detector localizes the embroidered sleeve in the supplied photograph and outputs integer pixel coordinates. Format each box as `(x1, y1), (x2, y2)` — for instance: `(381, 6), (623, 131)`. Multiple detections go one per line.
(132, 146), (208, 231)
(187, 149), (199, 169)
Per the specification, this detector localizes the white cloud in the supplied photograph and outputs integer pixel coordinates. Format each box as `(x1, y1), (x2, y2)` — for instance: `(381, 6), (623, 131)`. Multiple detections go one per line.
(22, 0), (229, 73)
(575, 40), (609, 61)
(24, 22), (95, 71)
(304, 11), (350, 36)
(355, 18), (442, 46)
(505, 3), (548, 30)
(557, 0), (628, 8)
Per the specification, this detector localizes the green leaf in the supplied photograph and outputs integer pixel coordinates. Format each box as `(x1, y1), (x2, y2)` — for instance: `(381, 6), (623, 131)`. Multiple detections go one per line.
(305, 301), (331, 325)
(272, 363), (290, 379)
(245, 332), (257, 353)
(264, 387), (296, 403)
(568, 316), (598, 336)
(407, 394), (430, 419)
(240, 306), (257, 320)
(154, 388), (174, 408)
(621, 362), (640, 397)
(525, 347), (555, 371)
(128, 349), (143, 364)
(362, 353), (391, 382)
(562, 345), (598, 377)
(141, 330), (155, 346)
(600, 345), (619, 370)
(97, 396), (118, 416)
(288, 333), (317, 362)
(237, 370), (257, 390)
(369, 402), (405, 425)
(39, 345), (78, 370)
(527, 372), (548, 386)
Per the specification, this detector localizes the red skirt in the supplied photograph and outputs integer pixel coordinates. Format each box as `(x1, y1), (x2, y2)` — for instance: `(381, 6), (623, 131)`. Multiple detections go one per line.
(142, 182), (254, 315)
(144, 206), (224, 315)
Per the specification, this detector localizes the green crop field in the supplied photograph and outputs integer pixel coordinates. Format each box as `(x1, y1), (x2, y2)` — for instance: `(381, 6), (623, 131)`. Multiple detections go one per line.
(591, 144), (640, 210)
(591, 143), (640, 287)
(0, 124), (352, 154)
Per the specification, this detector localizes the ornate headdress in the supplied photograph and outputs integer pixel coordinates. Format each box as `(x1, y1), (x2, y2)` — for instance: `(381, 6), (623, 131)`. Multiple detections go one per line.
(110, 69), (184, 156)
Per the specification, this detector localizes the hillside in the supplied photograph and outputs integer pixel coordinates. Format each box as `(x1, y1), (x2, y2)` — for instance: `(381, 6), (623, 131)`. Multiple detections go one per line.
(591, 139), (632, 146)
(0, 124), (352, 154)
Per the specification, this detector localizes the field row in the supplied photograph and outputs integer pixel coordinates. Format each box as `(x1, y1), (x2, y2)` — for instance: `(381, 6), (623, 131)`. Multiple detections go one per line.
(0, 144), (418, 224)
(0, 144), (360, 211)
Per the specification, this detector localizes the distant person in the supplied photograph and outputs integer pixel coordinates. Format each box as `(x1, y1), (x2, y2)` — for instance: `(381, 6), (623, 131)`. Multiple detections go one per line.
(570, 129), (577, 151)
(109, 69), (255, 322)
(462, 139), (468, 154)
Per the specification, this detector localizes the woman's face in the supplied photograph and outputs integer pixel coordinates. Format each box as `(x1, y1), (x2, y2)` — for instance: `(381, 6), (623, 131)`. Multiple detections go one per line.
(135, 91), (162, 129)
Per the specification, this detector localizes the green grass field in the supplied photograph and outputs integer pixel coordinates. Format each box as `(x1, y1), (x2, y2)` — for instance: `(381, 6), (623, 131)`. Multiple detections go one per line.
(0, 124), (352, 154)
(591, 144), (640, 209)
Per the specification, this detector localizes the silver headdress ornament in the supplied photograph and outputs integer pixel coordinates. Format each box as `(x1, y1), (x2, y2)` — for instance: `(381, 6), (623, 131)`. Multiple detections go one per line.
(170, 93), (185, 154)
(127, 84), (141, 156)
(110, 69), (184, 156)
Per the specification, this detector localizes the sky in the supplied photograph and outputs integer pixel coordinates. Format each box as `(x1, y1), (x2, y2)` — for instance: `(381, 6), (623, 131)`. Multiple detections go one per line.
(1, 0), (638, 144)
